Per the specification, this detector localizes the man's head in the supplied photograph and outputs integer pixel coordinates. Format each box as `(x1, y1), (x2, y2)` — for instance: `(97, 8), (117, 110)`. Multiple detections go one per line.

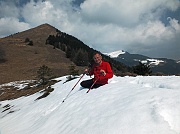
(93, 52), (102, 65)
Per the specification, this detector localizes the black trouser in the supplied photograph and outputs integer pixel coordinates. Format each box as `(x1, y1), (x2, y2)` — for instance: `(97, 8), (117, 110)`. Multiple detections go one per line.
(80, 79), (103, 89)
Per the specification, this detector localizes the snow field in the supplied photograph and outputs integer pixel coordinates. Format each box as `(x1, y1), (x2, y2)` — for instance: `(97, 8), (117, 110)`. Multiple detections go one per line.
(0, 75), (180, 134)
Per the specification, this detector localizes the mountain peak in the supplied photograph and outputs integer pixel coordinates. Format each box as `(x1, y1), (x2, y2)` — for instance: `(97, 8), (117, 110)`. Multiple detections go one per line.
(0, 24), (82, 84)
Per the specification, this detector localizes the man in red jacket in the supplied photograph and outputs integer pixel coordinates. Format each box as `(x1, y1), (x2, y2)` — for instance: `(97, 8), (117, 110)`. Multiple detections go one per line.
(80, 52), (113, 88)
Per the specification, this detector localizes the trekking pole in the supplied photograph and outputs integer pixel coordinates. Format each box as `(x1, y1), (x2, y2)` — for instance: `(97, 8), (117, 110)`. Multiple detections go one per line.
(86, 77), (99, 93)
(62, 73), (85, 103)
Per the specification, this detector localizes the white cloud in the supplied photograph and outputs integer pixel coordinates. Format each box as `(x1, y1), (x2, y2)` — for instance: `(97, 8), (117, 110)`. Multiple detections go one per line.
(0, 1), (20, 18)
(0, 17), (30, 37)
(80, 0), (180, 27)
(124, 18), (180, 58)
(21, 0), (74, 31)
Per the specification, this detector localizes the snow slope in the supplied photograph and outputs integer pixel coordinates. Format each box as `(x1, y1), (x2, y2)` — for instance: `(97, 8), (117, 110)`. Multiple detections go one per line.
(0, 75), (180, 134)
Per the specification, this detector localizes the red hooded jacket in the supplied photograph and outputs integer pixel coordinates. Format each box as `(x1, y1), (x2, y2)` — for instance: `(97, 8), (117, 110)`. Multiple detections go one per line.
(89, 61), (113, 85)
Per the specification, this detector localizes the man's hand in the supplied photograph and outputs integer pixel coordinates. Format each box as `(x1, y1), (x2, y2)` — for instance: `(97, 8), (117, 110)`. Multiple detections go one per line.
(100, 69), (106, 76)
(84, 69), (89, 75)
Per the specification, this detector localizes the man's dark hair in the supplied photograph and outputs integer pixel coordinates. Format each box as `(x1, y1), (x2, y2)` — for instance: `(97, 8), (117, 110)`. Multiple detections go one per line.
(93, 51), (102, 56)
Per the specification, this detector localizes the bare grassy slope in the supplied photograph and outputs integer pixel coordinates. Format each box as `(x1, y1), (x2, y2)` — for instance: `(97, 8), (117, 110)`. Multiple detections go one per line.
(0, 24), (83, 84)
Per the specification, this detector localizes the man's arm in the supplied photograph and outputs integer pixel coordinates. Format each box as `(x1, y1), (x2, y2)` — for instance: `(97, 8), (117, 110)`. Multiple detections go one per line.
(100, 62), (113, 78)
(105, 62), (113, 78)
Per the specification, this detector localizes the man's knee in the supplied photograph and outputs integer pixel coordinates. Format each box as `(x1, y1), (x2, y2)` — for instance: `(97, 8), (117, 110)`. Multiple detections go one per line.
(80, 79), (93, 88)
(80, 81), (85, 87)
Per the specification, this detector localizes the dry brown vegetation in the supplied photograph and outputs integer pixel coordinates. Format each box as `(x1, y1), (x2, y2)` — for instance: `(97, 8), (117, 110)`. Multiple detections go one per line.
(0, 24), (84, 84)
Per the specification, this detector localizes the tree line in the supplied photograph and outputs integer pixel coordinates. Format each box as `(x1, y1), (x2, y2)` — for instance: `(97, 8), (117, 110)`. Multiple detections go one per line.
(46, 30), (95, 66)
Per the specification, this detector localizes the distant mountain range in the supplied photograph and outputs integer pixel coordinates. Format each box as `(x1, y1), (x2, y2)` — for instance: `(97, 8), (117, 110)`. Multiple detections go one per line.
(105, 50), (180, 75)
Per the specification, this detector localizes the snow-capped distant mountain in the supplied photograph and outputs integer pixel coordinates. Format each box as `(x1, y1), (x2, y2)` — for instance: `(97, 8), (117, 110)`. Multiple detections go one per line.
(106, 50), (180, 75)
(104, 50), (126, 58)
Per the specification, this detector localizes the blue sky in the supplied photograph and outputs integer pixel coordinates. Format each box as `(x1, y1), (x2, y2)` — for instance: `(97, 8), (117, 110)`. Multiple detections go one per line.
(0, 0), (180, 60)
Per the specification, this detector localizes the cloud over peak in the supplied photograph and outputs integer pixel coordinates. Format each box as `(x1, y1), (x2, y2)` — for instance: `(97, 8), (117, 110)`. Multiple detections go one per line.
(0, 0), (180, 60)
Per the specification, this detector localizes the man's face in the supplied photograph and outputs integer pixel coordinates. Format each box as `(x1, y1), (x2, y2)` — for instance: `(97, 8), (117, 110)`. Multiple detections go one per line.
(93, 54), (102, 65)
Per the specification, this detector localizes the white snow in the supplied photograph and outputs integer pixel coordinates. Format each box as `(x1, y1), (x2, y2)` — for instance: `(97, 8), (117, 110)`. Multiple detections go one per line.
(0, 80), (36, 90)
(146, 59), (164, 66)
(0, 75), (180, 134)
(104, 50), (125, 58)
(136, 59), (165, 66)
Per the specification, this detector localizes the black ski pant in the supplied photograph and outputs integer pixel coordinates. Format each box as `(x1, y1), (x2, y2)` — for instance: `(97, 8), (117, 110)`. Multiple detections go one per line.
(80, 79), (103, 89)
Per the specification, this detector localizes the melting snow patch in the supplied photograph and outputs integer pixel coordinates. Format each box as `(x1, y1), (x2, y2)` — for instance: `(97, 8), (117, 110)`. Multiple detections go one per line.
(0, 80), (36, 90)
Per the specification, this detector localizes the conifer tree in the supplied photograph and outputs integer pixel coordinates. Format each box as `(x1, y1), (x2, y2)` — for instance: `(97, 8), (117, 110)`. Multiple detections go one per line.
(25, 38), (30, 42)
(69, 64), (79, 76)
(133, 62), (152, 75)
(37, 65), (52, 85)
(74, 49), (89, 66)
(66, 46), (72, 58)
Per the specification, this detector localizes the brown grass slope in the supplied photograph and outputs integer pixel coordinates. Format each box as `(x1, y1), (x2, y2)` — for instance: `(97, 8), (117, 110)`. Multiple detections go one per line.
(0, 23), (84, 84)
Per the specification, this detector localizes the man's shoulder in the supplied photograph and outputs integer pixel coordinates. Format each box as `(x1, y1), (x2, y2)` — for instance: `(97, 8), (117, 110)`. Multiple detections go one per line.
(102, 61), (111, 65)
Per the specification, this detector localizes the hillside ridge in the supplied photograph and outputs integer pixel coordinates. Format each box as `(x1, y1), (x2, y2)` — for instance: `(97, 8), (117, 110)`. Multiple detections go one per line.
(0, 23), (84, 84)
